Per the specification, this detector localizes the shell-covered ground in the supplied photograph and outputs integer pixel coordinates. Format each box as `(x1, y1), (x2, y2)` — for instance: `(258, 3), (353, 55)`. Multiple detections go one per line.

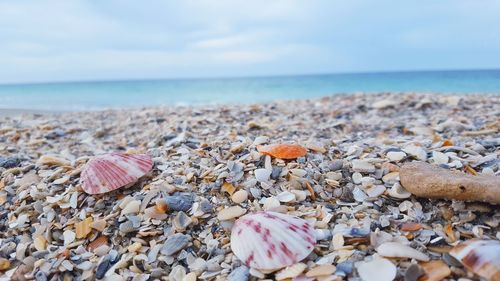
(0, 92), (499, 281)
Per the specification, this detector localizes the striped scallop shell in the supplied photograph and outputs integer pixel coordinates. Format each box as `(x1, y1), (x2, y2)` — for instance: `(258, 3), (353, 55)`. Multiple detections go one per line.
(80, 152), (153, 194)
(450, 239), (500, 281)
(230, 211), (316, 270)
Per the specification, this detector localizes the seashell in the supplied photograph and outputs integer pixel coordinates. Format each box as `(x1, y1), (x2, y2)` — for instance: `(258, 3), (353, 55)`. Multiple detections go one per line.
(75, 217), (93, 239)
(217, 206), (247, 221)
(418, 260), (451, 281)
(449, 239), (500, 281)
(80, 152), (153, 194)
(377, 242), (429, 261)
(63, 230), (76, 245)
(257, 144), (307, 159)
(357, 257), (396, 281)
(306, 264), (336, 277)
(88, 236), (109, 252)
(230, 211), (316, 270)
(275, 263), (307, 280)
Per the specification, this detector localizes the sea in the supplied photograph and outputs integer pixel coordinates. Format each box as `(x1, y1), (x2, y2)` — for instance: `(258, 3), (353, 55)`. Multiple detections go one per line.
(0, 69), (499, 111)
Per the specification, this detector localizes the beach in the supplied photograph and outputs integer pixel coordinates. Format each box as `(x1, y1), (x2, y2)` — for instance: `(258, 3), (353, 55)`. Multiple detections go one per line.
(0, 92), (499, 280)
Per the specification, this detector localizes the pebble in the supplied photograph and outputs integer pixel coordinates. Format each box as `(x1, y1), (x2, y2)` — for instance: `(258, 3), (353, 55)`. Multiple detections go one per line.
(35, 271), (48, 281)
(95, 256), (111, 279)
(161, 234), (190, 256)
(231, 190), (248, 204)
(271, 166), (282, 179)
(254, 168), (272, 182)
(366, 185), (386, 197)
(228, 266), (249, 281)
(352, 160), (376, 173)
(404, 264), (425, 281)
(386, 151), (406, 162)
(217, 206), (247, 220)
(165, 194), (194, 211)
(0, 157), (20, 169)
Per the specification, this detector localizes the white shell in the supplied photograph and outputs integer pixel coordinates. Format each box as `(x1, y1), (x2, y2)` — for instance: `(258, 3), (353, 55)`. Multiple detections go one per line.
(376, 242), (429, 261)
(357, 257), (396, 281)
(230, 211), (316, 270)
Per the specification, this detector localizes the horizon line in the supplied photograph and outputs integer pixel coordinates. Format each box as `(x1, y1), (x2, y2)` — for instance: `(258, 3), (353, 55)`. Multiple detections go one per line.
(1, 67), (499, 87)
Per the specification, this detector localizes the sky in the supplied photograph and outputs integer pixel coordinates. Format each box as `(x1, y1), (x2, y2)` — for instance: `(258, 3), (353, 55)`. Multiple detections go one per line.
(1, 0), (500, 84)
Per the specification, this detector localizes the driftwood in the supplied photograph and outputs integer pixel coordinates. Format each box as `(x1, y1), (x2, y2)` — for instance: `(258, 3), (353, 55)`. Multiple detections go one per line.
(400, 162), (500, 204)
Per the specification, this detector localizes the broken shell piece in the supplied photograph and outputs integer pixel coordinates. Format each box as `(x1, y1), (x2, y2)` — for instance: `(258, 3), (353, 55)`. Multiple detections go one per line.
(357, 257), (396, 281)
(418, 260), (451, 281)
(388, 183), (412, 199)
(275, 263), (307, 280)
(306, 264), (336, 277)
(88, 236), (108, 252)
(450, 239), (500, 281)
(63, 230), (76, 245)
(257, 144), (307, 159)
(75, 217), (93, 239)
(80, 152), (153, 194)
(230, 211), (316, 270)
(377, 242), (429, 261)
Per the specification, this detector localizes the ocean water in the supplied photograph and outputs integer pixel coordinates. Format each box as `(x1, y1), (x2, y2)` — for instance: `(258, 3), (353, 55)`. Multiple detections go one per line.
(0, 70), (499, 111)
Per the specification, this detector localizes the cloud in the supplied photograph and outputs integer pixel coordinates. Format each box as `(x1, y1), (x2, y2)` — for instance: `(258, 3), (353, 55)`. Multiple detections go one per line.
(0, 0), (499, 83)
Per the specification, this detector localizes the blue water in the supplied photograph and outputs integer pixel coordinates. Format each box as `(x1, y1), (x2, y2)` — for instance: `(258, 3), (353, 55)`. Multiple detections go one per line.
(0, 70), (499, 111)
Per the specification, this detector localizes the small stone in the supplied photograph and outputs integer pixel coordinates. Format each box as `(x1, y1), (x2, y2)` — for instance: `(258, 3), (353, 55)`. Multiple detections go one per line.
(232, 190), (248, 204)
(352, 160), (376, 173)
(228, 266), (249, 281)
(290, 168), (307, 177)
(276, 191), (296, 203)
(173, 211), (192, 230)
(386, 151), (406, 162)
(95, 256), (111, 279)
(0, 157), (20, 169)
(306, 264), (336, 277)
(35, 271), (48, 281)
(254, 168), (271, 182)
(270, 166), (282, 180)
(217, 206), (246, 220)
(165, 194), (194, 211)
(404, 264), (425, 281)
(161, 234), (189, 256)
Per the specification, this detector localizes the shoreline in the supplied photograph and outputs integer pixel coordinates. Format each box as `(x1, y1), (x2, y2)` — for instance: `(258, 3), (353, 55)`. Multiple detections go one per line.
(1, 91), (499, 118)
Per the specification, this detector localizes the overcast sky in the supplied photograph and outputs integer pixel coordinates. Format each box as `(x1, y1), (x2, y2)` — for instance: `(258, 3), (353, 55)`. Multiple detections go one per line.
(1, 0), (499, 84)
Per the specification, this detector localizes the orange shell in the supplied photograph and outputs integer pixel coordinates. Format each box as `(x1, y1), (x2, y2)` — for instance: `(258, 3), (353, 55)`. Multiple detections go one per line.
(257, 144), (307, 159)
(88, 235), (108, 252)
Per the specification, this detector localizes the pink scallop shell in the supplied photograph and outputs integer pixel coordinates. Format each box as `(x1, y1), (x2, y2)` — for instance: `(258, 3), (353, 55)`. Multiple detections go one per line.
(80, 152), (153, 194)
(230, 211), (316, 270)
